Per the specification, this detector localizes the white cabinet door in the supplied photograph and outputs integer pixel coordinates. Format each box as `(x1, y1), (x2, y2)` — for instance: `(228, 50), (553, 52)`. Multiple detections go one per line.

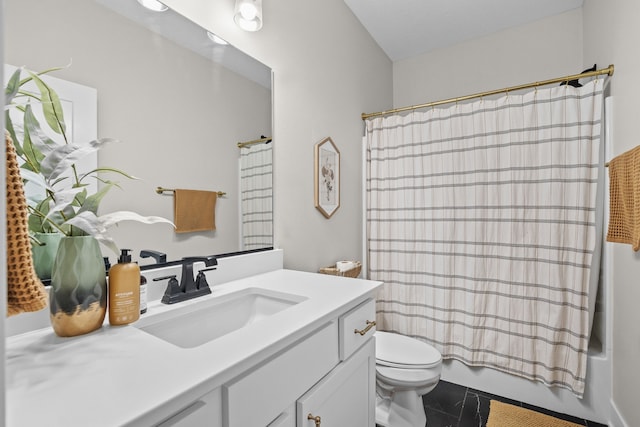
(297, 339), (375, 427)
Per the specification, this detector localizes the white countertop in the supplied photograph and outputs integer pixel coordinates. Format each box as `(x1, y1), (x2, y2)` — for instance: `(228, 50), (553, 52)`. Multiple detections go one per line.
(6, 269), (382, 427)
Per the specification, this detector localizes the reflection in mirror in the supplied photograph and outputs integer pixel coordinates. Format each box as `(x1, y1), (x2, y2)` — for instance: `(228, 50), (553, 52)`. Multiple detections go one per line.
(239, 136), (273, 250)
(5, 0), (273, 268)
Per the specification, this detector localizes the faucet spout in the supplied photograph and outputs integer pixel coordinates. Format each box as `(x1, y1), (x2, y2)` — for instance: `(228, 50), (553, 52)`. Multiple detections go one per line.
(140, 249), (167, 264)
(179, 256), (217, 294)
(156, 256), (217, 304)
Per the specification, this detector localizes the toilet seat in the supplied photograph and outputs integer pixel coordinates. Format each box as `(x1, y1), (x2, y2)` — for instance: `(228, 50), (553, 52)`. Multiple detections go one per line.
(376, 331), (442, 369)
(376, 365), (439, 386)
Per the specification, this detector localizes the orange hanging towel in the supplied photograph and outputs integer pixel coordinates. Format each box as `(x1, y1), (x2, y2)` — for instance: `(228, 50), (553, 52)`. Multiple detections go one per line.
(173, 189), (217, 233)
(5, 131), (48, 316)
(606, 145), (640, 250)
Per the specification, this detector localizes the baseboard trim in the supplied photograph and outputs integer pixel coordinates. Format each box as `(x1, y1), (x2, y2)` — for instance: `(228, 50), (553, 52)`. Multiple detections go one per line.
(610, 399), (629, 427)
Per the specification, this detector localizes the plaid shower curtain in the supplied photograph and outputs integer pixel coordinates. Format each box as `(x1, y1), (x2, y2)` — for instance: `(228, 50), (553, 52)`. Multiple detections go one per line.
(365, 79), (604, 397)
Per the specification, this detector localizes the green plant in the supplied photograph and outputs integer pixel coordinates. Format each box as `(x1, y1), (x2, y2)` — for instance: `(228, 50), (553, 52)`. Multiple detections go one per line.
(5, 66), (172, 254)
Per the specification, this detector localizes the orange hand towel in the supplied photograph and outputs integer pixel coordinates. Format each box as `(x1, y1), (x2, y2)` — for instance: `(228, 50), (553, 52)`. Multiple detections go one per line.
(173, 189), (218, 233)
(606, 145), (640, 250)
(5, 131), (48, 316)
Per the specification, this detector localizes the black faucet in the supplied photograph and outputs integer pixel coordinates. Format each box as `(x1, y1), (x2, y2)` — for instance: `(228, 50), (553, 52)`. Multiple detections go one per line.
(140, 249), (167, 264)
(155, 256), (217, 304)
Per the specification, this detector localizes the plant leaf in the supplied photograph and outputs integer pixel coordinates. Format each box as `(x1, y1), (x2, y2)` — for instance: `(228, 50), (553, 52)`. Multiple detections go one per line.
(97, 211), (175, 229)
(62, 211), (118, 254)
(28, 71), (66, 135)
(20, 104), (49, 172)
(64, 211), (174, 256)
(40, 138), (117, 181)
(4, 68), (22, 106)
(4, 111), (23, 156)
(79, 167), (138, 183)
(19, 167), (48, 190)
(23, 103), (58, 157)
(44, 187), (84, 222)
(78, 182), (114, 215)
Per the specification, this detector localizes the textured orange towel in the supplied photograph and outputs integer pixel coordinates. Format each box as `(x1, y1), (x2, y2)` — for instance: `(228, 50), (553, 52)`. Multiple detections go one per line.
(173, 189), (217, 233)
(606, 145), (640, 250)
(5, 131), (48, 316)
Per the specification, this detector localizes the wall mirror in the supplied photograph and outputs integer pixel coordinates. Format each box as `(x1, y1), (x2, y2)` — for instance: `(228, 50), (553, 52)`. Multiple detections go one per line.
(5, 0), (273, 269)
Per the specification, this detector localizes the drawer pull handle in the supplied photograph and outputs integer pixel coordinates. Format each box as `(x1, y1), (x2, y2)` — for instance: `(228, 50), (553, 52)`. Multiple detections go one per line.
(354, 320), (376, 336)
(307, 413), (322, 426)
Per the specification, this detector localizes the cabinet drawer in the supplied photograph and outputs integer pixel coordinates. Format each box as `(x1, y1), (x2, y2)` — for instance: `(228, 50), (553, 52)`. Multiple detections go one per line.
(224, 322), (339, 427)
(156, 388), (221, 427)
(339, 299), (376, 360)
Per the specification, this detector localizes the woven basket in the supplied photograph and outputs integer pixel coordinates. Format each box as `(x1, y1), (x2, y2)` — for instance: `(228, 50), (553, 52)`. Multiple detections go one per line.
(319, 261), (362, 278)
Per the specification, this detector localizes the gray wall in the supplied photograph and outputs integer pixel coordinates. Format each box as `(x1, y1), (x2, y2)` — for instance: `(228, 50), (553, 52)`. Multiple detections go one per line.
(162, 0), (394, 273)
(584, 1), (640, 426)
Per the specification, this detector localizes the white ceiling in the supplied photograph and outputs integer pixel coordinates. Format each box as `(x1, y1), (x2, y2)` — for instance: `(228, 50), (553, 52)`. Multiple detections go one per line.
(343, 0), (584, 61)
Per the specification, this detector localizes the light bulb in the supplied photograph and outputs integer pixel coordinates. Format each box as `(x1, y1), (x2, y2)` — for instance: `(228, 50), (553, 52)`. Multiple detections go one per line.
(137, 0), (168, 12)
(239, 3), (258, 20)
(234, 0), (263, 32)
(207, 32), (229, 45)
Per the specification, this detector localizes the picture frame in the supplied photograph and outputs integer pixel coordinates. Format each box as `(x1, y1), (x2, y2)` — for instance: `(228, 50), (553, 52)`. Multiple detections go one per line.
(314, 137), (340, 218)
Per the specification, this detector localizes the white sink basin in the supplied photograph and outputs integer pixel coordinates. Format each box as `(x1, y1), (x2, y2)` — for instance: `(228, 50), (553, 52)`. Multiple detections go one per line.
(135, 288), (306, 348)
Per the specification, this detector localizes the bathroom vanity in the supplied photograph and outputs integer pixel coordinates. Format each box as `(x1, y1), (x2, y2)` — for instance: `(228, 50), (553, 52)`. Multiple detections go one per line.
(6, 255), (382, 427)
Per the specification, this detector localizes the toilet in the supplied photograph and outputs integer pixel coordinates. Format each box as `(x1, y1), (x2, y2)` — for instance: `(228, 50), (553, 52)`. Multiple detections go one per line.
(375, 331), (442, 427)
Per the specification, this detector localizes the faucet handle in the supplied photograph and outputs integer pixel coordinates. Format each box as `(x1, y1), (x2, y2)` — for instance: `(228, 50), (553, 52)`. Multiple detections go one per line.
(154, 275), (181, 305)
(195, 270), (213, 293)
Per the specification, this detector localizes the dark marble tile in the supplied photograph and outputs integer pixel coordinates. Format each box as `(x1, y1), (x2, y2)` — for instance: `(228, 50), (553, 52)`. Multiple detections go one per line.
(423, 380), (467, 417)
(470, 387), (522, 409)
(521, 402), (587, 425)
(457, 390), (489, 427)
(424, 407), (459, 427)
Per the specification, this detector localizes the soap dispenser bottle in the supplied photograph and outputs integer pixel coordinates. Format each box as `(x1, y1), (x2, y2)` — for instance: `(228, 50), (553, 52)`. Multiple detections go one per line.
(109, 249), (140, 326)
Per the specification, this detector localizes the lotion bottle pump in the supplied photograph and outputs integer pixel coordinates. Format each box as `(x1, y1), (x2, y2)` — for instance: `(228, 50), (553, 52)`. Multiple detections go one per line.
(109, 249), (140, 326)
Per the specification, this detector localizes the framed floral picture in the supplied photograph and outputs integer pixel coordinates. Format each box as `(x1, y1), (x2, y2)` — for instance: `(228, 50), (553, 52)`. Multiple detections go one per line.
(314, 137), (340, 218)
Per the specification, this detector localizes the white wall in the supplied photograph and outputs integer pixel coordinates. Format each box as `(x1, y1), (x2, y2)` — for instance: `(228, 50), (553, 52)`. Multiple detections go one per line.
(390, 9), (614, 424)
(5, 0), (272, 263)
(160, 0), (393, 273)
(583, 1), (640, 426)
(393, 9), (584, 108)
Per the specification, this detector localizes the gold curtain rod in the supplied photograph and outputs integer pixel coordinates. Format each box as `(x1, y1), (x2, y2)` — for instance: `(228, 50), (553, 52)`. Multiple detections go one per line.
(237, 136), (272, 149)
(156, 187), (226, 197)
(361, 64), (615, 120)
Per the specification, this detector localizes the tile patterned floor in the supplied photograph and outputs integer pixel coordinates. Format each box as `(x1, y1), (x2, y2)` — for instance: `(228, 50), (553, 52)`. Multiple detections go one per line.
(421, 380), (608, 427)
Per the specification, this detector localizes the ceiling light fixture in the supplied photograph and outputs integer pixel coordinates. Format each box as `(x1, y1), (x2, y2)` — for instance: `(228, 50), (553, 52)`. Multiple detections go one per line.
(137, 0), (168, 12)
(234, 0), (263, 32)
(207, 32), (229, 45)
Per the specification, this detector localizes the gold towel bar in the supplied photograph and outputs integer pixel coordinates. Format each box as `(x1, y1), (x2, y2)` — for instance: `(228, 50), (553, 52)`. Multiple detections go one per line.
(156, 187), (226, 197)
(237, 136), (272, 149)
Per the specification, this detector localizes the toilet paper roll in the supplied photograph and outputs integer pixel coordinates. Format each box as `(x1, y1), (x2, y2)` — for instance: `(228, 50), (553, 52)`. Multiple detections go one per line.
(336, 261), (355, 272)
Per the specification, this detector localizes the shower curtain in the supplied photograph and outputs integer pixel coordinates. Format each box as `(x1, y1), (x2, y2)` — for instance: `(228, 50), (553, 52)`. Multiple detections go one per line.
(365, 79), (604, 397)
(240, 143), (273, 250)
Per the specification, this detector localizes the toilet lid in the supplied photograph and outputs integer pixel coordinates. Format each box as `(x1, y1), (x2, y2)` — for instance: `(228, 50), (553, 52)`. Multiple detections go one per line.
(376, 331), (442, 368)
